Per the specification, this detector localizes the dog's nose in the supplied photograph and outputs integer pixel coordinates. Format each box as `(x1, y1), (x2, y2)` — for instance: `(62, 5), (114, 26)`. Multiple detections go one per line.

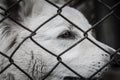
(64, 76), (81, 80)
(111, 53), (120, 67)
(107, 47), (120, 67)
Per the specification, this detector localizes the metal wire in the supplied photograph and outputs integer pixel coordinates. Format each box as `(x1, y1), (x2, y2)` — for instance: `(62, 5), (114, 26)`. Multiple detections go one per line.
(0, 0), (120, 80)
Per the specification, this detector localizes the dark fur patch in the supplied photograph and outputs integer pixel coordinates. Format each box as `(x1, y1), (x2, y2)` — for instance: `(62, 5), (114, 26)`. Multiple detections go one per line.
(8, 37), (16, 50)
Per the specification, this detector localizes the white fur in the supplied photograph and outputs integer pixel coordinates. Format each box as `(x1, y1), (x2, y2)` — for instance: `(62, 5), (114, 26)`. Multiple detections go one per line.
(0, 0), (115, 80)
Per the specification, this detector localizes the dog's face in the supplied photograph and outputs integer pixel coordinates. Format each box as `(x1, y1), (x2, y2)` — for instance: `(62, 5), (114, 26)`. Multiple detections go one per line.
(0, 0), (115, 80)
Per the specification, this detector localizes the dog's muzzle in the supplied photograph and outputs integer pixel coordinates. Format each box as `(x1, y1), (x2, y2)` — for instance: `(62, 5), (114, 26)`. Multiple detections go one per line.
(63, 49), (120, 80)
(100, 49), (120, 80)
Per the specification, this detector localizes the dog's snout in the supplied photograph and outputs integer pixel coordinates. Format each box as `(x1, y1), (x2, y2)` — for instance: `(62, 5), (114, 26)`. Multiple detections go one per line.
(64, 76), (81, 80)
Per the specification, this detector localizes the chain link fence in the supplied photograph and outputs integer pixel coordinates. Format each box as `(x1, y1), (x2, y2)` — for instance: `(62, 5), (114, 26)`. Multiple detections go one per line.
(0, 0), (120, 80)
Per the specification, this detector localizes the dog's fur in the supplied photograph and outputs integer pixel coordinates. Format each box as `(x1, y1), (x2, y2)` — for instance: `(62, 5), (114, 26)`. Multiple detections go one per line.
(0, 0), (115, 80)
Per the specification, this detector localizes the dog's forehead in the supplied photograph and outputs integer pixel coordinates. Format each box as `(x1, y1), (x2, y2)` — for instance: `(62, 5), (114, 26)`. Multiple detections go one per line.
(25, 6), (91, 31)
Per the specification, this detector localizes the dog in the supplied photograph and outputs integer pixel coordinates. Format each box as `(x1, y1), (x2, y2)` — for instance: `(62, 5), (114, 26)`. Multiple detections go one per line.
(0, 0), (115, 80)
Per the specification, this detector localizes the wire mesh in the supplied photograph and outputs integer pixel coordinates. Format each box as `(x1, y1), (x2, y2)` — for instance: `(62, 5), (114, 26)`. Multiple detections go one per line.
(0, 0), (120, 80)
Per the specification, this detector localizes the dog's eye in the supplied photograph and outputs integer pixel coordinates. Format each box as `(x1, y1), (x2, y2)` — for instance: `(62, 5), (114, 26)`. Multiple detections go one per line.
(57, 30), (76, 39)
